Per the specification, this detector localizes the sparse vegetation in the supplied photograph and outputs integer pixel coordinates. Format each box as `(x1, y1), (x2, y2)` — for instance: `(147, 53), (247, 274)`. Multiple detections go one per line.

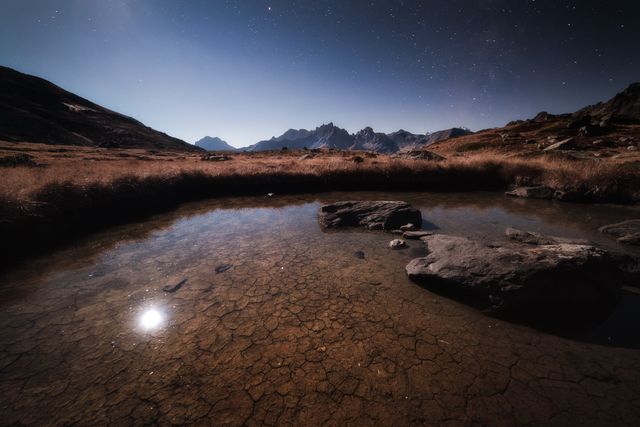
(1, 140), (639, 266)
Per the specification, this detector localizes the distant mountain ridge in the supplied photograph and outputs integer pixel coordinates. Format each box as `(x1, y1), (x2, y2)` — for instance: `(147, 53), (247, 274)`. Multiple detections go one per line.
(195, 136), (236, 151)
(0, 66), (200, 151)
(240, 123), (472, 153)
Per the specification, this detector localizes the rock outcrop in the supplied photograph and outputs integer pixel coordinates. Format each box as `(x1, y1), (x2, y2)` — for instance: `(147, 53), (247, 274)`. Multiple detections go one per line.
(406, 230), (622, 309)
(505, 186), (555, 200)
(543, 137), (576, 151)
(599, 219), (640, 246)
(318, 201), (422, 230)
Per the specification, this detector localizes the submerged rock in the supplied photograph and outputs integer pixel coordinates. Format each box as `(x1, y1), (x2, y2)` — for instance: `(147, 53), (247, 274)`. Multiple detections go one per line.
(318, 201), (422, 230)
(505, 227), (589, 245)
(505, 186), (554, 200)
(163, 278), (187, 293)
(215, 264), (232, 274)
(599, 219), (640, 246)
(406, 232), (621, 309)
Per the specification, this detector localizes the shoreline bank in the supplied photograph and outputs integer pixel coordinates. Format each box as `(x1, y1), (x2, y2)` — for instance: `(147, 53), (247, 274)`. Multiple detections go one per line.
(1, 150), (639, 269)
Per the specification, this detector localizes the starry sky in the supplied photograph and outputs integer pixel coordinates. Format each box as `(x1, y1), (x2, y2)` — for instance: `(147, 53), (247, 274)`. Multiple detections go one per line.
(1, 1), (639, 147)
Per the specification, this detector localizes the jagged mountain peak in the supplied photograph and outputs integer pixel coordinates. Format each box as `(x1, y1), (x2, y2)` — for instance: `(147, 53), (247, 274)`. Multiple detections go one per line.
(242, 123), (474, 153)
(194, 136), (236, 151)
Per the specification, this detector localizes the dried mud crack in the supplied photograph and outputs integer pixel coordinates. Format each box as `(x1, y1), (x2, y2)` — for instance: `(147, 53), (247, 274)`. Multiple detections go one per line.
(0, 199), (639, 426)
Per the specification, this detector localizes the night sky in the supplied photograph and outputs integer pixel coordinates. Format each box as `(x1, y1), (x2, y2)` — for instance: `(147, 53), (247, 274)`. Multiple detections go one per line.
(1, 1), (639, 147)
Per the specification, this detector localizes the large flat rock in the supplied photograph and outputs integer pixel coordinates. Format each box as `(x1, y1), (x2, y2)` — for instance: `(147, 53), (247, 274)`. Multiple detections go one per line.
(406, 231), (622, 309)
(318, 201), (422, 230)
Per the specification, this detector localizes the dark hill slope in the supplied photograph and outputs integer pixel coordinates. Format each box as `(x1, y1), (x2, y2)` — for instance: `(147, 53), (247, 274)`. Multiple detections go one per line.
(0, 66), (200, 151)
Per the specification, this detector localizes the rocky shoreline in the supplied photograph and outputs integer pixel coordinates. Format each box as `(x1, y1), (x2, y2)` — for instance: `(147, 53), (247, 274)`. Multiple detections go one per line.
(506, 183), (640, 204)
(318, 200), (640, 317)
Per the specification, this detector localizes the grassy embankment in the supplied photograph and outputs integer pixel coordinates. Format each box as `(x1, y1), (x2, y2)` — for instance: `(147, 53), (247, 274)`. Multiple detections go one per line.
(1, 141), (639, 266)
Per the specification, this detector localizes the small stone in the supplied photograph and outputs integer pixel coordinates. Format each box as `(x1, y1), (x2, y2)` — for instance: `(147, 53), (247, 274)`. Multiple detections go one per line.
(354, 250), (365, 259)
(400, 223), (418, 232)
(389, 239), (406, 249)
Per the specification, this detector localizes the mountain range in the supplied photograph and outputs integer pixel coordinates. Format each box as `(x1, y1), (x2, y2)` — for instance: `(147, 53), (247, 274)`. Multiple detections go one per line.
(235, 123), (471, 153)
(1, 65), (638, 156)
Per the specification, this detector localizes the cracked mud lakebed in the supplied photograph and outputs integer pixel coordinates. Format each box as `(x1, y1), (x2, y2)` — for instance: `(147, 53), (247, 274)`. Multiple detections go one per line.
(1, 192), (640, 426)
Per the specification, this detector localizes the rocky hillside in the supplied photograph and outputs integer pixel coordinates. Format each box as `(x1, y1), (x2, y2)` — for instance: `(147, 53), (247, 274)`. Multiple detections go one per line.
(195, 136), (236, 151)
(0, 66), (200, 151)
(428, 82), (640, 161)
(243, 123), (471, 153)
(425, 127), (473, 145)
(575, 82), (640, 124)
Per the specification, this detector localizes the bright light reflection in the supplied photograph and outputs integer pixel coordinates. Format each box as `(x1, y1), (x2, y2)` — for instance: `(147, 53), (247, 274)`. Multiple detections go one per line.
(140, 308), (164, 331)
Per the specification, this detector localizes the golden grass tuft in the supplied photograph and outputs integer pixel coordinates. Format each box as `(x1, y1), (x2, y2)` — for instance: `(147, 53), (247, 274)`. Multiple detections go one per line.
(0, 141), (638, 266)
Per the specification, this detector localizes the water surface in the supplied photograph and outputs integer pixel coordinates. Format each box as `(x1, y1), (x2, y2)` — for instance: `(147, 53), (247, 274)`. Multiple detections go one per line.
(1, 192), (639, 425)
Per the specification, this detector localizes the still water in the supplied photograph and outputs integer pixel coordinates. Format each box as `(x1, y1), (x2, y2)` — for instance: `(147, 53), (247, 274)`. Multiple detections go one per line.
(1, 192), (639, 425)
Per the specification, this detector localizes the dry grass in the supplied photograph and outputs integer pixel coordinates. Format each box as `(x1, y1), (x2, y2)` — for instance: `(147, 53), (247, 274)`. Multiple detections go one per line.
(0, 140), (638, 267)
(1, 141), (638, 204)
